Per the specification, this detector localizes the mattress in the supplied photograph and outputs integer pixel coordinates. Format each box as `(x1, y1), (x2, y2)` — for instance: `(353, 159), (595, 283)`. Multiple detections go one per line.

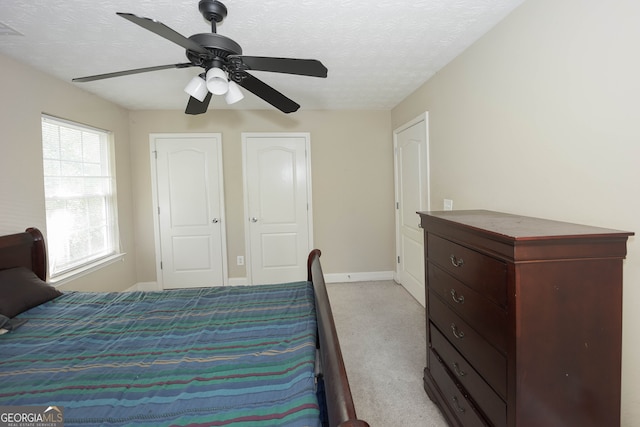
(0, 282), (320, 426)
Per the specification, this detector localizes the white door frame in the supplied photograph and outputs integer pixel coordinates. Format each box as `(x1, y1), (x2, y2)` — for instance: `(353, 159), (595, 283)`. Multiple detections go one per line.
(393, 112), (430, 298)
(149, 133), (228, 288)
(241, 132), (314, 285)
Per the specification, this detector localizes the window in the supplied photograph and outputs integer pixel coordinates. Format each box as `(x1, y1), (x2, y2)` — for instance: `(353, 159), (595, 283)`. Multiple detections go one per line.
(41, 115), (120, 279)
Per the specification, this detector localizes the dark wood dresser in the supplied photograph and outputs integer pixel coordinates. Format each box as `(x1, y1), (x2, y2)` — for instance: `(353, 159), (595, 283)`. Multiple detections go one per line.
(418, 210), (633, 427)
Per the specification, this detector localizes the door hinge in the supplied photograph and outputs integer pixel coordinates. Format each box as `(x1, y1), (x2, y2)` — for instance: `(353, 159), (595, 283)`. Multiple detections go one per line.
(160, 261), (163, 270)
(157, 206), (160, 215)
(397, 256), (400, 264)
(396, 202), (399, 209)
(153, 150), (157, 159)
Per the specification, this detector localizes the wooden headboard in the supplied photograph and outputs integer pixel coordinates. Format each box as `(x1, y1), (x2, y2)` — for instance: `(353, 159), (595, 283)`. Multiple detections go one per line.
(0, 227), (47, 281)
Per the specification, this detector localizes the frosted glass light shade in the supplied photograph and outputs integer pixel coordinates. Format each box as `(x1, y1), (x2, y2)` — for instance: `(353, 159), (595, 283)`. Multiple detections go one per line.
(184, 75), (208, 102)
(206, 67), (229, 95)
(225, 80), (244, 104)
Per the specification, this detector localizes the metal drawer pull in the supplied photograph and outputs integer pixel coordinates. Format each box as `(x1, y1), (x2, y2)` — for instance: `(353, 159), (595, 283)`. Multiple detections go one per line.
(452, 396), (466, 413)
(450, 289), (465, 304)
(450, 255), (464, 267)
(450, 323), (465, 339)
(453, 362), (467, 377)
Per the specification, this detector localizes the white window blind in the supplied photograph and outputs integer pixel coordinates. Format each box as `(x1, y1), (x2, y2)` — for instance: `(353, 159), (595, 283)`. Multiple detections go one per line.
(41, 115), (119, 277)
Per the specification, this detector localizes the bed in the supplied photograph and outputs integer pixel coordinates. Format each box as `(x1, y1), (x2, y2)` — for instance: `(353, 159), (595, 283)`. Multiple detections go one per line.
(0, 227), (369, 427)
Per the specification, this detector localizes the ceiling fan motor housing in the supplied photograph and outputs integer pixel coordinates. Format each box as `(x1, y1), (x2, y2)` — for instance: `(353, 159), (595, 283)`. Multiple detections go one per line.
(186, 33), (243, 72)
(192, 0), (241, 73)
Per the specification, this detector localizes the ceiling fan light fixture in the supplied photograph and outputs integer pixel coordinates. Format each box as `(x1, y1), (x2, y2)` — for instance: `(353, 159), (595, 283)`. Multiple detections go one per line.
(184, 75), (208, 102)
(225, 80), (244, 104)
(206, 67), (229, 95)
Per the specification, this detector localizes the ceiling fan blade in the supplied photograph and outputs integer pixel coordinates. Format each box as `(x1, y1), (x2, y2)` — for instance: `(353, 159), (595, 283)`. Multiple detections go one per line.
(73, 63), (195, 83)
(117, 12), (209, 55)
(231, 56), (328, 78)
(185, 92), (212, 115)
(237, 72), (300, 113)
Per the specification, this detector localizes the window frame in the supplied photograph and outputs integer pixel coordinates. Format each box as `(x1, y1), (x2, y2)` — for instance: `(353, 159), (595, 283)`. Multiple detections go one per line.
(41, 114), (122, 283)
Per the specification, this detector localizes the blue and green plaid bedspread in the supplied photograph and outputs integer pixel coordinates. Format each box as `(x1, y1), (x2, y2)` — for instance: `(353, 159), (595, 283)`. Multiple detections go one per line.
(0, 282), (320, 426)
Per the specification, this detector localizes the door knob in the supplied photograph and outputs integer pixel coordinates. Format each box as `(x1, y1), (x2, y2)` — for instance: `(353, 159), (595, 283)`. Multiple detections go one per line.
(250, 217), (258, 223)
(212, 218), (219, 223)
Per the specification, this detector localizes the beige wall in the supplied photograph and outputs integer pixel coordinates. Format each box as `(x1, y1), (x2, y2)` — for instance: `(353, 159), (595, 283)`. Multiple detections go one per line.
(10, 0), (637, 417)
(392, 0), (640, 423)
(1, 52), (395, 289)
(0, 53), (137, 292)
(129, 109), (394, 281)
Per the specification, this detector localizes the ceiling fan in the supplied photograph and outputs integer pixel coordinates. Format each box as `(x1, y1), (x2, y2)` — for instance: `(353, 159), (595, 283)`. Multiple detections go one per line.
(73, 0), (328, 114)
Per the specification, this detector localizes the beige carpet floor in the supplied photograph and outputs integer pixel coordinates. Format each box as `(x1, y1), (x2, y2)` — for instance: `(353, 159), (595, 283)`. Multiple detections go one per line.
(327, 280), (448, 427)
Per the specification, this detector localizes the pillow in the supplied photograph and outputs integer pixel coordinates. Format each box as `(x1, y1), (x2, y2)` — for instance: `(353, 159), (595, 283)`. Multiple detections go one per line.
(0, 267), (62, 318)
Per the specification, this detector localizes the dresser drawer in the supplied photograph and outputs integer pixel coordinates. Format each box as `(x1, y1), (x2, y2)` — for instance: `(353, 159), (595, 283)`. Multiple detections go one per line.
(429, 348), (489, 427)
(430, 294), (507, 398)
(429, 264), (508, 352)
(428, 234), (507, 307)
(431, 327), (506, 427)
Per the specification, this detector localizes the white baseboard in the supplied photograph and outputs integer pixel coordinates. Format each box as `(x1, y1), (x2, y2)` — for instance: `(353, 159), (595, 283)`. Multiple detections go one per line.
(125, 272), (392, 291)
(125, 282), (161, 292)
(227, 272), (394, 285)
(230, 272), (394, 285)
(323, 271), (395, 283)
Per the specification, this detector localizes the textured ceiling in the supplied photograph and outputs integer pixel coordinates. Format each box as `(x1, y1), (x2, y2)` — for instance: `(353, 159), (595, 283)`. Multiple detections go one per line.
(0, 0), (524, 112)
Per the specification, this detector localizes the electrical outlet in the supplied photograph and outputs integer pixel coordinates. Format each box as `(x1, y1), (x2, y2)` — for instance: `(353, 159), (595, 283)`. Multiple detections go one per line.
(237, 256), (244, 266)
(444, 199), (453, 211)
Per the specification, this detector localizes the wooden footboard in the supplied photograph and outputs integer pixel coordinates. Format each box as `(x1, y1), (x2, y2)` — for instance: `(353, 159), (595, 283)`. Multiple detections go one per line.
(307, 249), (370, 427)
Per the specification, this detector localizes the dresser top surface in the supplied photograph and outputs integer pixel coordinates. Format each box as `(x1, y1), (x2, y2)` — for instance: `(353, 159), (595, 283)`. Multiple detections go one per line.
(418, 210), (633, 241)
